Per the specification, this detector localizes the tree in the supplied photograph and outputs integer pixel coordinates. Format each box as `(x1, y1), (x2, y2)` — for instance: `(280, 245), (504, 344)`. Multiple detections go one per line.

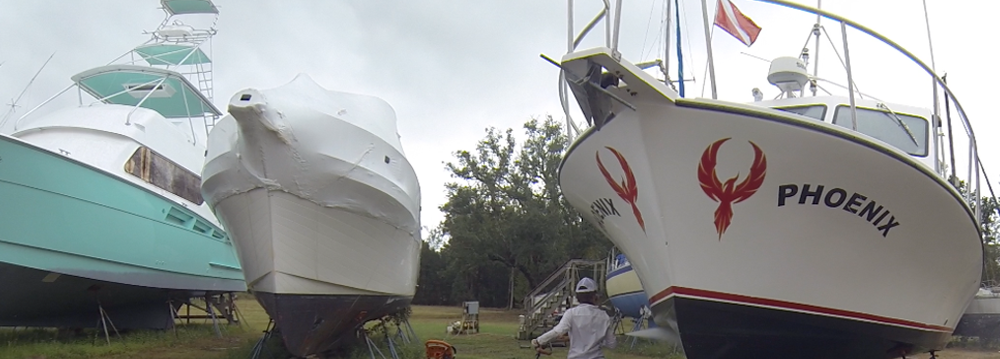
(419, 116), (612, 308)
(411, 228), (451, 305)
(952, 177), (1000, 284)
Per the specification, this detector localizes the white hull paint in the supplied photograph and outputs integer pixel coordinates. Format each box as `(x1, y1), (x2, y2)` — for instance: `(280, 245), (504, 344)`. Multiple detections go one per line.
(202, 74), (421, 299)
(558, 60), (981, 351)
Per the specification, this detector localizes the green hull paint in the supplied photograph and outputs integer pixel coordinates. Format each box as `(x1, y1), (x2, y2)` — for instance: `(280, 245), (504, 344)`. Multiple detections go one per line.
(0, 134), (245, 293)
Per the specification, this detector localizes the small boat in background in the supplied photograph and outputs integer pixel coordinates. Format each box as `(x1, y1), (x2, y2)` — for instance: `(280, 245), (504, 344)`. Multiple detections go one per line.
(0, 0), (244, 329)
(201, 73), (422, 357)
(953, 284), (1000, 340)
(605, 249), (648, 321)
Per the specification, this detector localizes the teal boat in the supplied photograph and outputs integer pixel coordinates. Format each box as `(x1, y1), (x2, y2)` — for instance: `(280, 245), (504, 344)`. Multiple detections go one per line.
(0, 0), (244, 329)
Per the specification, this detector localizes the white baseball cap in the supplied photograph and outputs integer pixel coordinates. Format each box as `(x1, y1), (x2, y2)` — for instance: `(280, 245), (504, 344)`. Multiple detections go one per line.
(576, 277), (598, 293)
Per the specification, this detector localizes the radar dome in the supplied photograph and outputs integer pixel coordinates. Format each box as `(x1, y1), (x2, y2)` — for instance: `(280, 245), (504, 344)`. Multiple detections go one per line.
(767, 57), (809, 93)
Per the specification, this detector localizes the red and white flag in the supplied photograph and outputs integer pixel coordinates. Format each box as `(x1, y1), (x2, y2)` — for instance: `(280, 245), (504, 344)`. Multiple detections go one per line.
(714, 0), (762, 47)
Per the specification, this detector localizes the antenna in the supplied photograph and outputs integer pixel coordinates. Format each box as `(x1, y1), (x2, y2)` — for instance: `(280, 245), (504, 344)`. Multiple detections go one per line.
(740, 52), (771, 64)
(1, 52), (56, 129)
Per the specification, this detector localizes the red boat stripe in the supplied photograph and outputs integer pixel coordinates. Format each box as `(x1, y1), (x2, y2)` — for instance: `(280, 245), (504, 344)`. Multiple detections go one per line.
(648, 286), (952, 332)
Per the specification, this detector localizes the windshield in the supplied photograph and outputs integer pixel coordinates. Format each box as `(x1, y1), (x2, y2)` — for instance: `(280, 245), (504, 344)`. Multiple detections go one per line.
(775, 105), (827, 121)
(832, 105), (928, 157)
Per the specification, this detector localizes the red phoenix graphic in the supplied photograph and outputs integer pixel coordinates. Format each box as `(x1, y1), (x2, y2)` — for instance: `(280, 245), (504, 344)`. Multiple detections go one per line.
(596, 147), (645, 233)
(697, 138), (767, 240)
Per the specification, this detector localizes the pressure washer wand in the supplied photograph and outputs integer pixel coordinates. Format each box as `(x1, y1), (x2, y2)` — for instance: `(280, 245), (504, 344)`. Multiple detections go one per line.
(535, 344), (552, 359)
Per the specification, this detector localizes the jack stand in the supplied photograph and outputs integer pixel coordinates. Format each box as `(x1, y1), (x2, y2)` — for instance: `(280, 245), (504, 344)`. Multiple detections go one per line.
(205, 295), (222, 338)
(609, 310), (625, 335)
(399, 317), (418, 344)
(362, 316), (415, 359)
(92, 302), (121, 346)
(363, 327), (390, 359)
(629, 306), (653, 350)
(385, 322), (399, 359)
(229, 293), (247, 328)
(390, 316), (418, 346)
(249, 319), (275, 359)
(168, 300), (179, 338)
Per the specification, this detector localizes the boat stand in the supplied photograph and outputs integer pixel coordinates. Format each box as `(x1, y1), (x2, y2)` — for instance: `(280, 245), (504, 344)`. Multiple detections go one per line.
(91, 301), (121, 345)
(361, 315), (419, 359)
(248, 319), (276, 359)
(171, 293), (244, 338)
(627, 306), (654, 350)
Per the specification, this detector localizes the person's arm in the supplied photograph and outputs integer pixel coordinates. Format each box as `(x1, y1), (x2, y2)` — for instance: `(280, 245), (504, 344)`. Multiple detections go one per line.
(602, 316), (617, 349)
(534, 311), (572, 347)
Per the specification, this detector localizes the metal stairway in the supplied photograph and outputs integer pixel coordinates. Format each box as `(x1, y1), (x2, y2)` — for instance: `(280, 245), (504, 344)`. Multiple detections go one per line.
(515, 259), (606, 340)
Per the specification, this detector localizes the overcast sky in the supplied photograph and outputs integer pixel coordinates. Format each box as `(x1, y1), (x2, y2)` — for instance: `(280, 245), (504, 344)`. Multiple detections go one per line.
(1, 0), (997, 240)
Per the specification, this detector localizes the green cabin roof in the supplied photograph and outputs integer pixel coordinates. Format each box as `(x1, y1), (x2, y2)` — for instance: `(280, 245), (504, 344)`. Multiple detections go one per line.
(161, 0), (218, 15)
(134, 44), (211, 66)
(71, 65), (221, 119)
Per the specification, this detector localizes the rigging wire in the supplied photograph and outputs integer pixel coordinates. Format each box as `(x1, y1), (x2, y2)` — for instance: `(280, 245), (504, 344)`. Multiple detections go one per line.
(638, 0), (658, 60)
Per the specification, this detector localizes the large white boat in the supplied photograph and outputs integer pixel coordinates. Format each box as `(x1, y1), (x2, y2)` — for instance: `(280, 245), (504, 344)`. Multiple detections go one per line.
(554, 0), (990, 358)
(201, 74), (421, 357)
(0, 0), (244, 330)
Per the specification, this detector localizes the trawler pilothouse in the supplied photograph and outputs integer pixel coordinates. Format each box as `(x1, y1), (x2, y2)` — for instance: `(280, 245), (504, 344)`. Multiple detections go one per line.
(553, 0), (992, 358)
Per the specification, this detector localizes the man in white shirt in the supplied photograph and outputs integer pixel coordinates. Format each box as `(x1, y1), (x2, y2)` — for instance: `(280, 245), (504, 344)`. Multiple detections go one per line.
(532, 277), (617, 359)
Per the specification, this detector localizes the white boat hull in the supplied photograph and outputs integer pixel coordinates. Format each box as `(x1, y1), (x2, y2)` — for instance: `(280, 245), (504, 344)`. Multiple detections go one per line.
(202, 74), (421, 357)
(560, 98), (981, 358)
(211, 188), (419, 298)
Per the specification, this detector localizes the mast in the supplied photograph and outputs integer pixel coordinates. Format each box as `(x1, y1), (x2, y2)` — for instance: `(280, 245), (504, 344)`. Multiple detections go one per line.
(664, 0), (673, 87)
(700, 0), (719, 99)
(676, 0), (686, 97)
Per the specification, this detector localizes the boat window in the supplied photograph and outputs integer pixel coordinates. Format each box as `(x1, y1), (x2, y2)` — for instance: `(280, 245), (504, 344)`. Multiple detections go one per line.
(832, 105), (928, 157)
(774, 105), (826, 121)
(124, 146), (205, 205)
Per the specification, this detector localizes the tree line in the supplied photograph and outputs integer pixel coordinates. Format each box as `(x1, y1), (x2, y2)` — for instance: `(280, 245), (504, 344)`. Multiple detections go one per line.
(412, 117), (612, 309)
(412, 116), (1000, 309)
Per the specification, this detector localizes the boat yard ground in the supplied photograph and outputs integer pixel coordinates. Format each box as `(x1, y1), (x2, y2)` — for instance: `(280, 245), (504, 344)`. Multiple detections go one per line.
(1, 298), (999, 359)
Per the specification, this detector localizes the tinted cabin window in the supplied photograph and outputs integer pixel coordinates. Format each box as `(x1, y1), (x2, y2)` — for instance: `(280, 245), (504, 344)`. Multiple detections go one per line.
(775, 105), (826, 121)
(832, 105), (928, 157)
(124, 147), (205, 205)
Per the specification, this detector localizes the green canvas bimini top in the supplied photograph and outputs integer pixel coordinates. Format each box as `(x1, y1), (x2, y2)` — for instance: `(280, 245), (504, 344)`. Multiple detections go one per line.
(161, 0), (218, 15)
(71, 65), (222, 119)
(134, 44), (211, 66)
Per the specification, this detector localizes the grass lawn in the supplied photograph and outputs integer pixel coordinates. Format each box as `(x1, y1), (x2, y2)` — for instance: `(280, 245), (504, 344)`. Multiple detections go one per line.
(1, 296), (999, 359)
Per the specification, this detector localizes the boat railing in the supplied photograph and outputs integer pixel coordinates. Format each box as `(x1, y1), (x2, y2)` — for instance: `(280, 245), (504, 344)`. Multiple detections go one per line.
(11, 0), (222, 145)
(556, 0), (996, 233)
(606, 246), (630, 273)
(757, 0), (995, 237)
(559, 0), (619, 140)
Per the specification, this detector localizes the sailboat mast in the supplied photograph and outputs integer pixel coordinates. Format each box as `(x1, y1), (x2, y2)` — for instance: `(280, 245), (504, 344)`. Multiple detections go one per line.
(665, 0), (673, 86)
(700, 0), (718, 99)
(676, 0), (686, 97)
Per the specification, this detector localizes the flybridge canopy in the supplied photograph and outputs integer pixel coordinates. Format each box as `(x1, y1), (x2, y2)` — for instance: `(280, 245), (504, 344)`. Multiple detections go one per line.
(134, 44), (211, 66)
(161, 0), (218, 15)
(71, 65), (222, 119)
